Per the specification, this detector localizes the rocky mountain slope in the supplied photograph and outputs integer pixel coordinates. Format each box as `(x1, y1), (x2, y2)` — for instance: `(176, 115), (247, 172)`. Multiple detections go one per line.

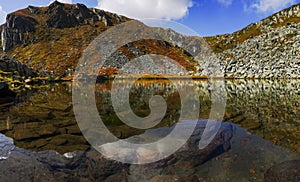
(0, 1), (197, 79)
(0, 1), (300, 79)
(206, 4), (300, 78)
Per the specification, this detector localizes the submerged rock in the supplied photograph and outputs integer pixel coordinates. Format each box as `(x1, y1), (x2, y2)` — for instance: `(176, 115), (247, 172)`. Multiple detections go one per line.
(0, 120), (234, 181)
(0, 119), (299, 181)
(0, 133), (15, 160)
(264, 160), (300, 182)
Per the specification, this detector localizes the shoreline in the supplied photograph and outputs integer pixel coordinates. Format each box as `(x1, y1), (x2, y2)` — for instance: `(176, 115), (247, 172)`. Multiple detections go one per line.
(2, 74), (300, 86)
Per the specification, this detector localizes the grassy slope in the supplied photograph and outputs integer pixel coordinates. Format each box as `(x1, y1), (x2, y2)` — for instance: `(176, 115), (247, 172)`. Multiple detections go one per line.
(5, 6), (118, 77)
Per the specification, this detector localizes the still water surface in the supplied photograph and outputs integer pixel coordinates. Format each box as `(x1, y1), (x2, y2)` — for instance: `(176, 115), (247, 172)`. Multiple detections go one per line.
(0, 79), (299, 181)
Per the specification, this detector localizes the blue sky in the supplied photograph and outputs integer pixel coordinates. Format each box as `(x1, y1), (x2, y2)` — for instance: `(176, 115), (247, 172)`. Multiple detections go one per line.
(0, 0), (300, 36)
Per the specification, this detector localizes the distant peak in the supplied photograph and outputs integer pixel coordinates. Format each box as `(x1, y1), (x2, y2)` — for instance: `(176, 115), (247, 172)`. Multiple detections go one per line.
(76, 3), (88, 9)
(50, 0), (64, 6)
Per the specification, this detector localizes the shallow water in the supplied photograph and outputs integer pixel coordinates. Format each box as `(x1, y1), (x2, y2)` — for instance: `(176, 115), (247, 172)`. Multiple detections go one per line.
(0, 79), (299, 181)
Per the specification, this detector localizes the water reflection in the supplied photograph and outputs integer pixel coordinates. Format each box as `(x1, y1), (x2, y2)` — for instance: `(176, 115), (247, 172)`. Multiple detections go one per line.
(0, 79), (299, 153)
(224, 79), (300, 153)
(0, 79), (299, 181)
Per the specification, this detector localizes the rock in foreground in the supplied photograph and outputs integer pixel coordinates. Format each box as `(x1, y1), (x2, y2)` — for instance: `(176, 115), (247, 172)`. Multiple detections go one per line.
(264, 160), (300, 182)
(0, 120), (233, 181)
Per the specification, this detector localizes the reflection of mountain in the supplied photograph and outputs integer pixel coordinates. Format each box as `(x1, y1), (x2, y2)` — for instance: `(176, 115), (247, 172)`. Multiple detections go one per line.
(224, 79), (300, 153)
(0, 83), (90, 154)
(0, 80), (299, 153)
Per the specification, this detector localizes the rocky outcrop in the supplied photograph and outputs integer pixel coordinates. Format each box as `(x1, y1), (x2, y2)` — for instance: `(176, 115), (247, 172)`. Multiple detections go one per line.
(1, 14), (38, 51)
(45, 1), (114, 29)
(45, 12), (78, 29)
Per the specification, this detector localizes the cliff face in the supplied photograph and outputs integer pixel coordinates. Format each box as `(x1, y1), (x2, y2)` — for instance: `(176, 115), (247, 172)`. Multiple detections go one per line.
(1, 14), (37, 52)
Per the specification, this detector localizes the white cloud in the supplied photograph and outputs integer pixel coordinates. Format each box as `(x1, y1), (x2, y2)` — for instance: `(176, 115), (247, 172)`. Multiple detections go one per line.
(217, 0), (233, 6)
(97, 0), (194, 20)
(57, 0), (72, 3)
(251, 0), (295, 13)
(0, 6), (7, 25)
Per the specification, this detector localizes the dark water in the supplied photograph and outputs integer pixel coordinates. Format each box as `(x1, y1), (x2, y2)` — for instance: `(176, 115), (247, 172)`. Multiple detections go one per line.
(0, 79), (299, 181)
